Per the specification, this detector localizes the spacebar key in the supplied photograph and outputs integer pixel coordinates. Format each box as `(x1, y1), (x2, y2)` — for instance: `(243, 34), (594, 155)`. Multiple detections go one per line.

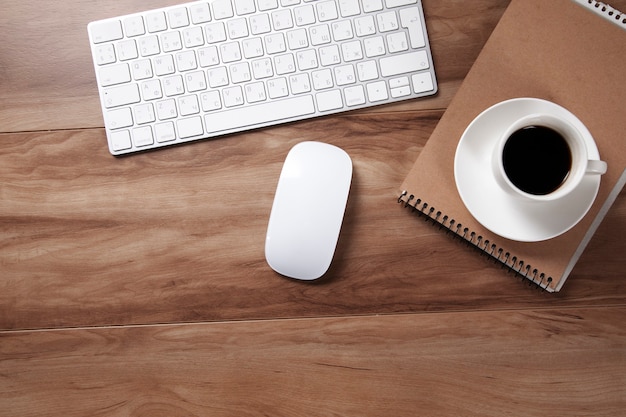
(204, 96), (315, 133)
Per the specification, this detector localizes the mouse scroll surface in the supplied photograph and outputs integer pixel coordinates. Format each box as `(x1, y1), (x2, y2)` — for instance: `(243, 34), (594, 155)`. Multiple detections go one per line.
(265, 141), (353, 280)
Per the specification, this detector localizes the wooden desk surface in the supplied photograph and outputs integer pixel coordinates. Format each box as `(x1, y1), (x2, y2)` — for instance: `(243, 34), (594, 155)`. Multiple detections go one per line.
(1, 1), (625, 415)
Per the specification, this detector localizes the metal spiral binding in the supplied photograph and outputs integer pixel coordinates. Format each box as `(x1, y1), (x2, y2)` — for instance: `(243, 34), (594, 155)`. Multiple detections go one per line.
(398, 190), (554, 290)
(574, 0), (626, 28)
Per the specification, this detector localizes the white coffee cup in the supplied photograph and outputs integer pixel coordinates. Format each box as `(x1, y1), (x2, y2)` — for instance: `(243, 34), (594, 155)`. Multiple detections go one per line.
(493, 113), (607, 202)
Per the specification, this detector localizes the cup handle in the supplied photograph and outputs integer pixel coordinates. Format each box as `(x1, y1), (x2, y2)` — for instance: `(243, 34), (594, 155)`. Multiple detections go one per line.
(586, 159), (607, 175)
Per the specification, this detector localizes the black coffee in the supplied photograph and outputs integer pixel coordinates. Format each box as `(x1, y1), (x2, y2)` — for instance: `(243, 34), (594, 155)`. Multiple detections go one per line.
(502, 125), (572, 195)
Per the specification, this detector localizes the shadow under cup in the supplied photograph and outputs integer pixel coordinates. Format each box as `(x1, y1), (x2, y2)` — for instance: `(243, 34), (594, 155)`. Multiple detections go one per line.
(494, 114), (607, 202)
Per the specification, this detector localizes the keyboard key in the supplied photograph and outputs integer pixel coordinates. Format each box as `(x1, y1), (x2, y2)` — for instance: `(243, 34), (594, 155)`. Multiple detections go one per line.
(103, 84), (141, 108)
(220, 42), (242, 63)
(190, 3), (212, 24)
(258, 0), (279, 11)
(198, 46), (220, 67)
(133, 126), (154, 147)
(391, 85), (411, 98)
(357, 60), (378, 81)
(177, 116), (204, 138)
(176, 50), (198, 71)
(296, 50), (318, 70)
(362, 0), (384, 12)
(331, 20), (353, 41)
(164, 75), (185, 96)
(155, 122), (177, 142)
(334, 64), (356, 85)
(364, 36), (385, 58)
(235, 0), (257, 15)
(294, 5), (316, 26)
(168, 8), (190, 28)
(183, 26), (205, 47)
(253, 57), (275, 78)
(412, 71), (435, 93)
(379, 50), (429, 77)
(161, 32), (183, 52)
(223, 86), (245, 107)
(213, 0), (235, 20)
(110, 130), (132, 151)
(312, 68), (334, 90)
(290, 73), (311, 94)
(131, 59), (153, 80)
(310, 24), (332, 45)
(146, 12), (167, 33)
(140, 80), (163, 100)
(366, 80), (388, 102)
(227, 18), (250, 39)
(134, 103), (156, 124)
(265, 33), (287, 54)
(139, 35), (160, 56)
(339, 0), (361, 17)
(344, 85), (366, 106)
(287, 28), (309, 49)
(178, 95), (201, 115)
(230, 62), (252, 83)
(245, 82), (267, 102)
(94, 44), (116, 65)
(316, 1), (339, 22)
(90, 20), (123, 44)
(154, 55), (176, 76)
(200, 91), (223, 111)
(387, 32), (409, 53)
(272, 9), (294, 30)
(377, 11), (399, 32)
(316, 89), (343, 111)
(400, 6), (425, 48)
(341, 40), (363, 62)
(116, 40), (139, 61)
(243, 38), (264, 58)
(319, 45), (341, 66)
(106, 108), (133, 129)
(206, 22), (228, 43)
(267, 78), (289, 98)
(354, 15), (376, 37)
(250, 14), (272, 34)
(124, 16), (146, 37)
(185, 71), (208, 92)
(157, 99), (178, 120)
(208, 67), (229, 88)
(99, 63), (131, 87)
(390, 76), (409, 88)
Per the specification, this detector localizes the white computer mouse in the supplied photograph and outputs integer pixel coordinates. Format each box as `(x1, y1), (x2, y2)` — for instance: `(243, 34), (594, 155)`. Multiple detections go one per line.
(265, 141), (353, 280)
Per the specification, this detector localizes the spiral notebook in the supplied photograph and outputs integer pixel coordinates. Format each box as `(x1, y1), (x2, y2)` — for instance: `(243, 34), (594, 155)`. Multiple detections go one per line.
(398, 0), (626, 292)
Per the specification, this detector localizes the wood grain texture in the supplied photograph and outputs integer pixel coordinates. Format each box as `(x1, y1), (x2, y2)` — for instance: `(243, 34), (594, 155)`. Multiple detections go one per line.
(2, 115), (625, 330)
(2, 308), (625, 417)
(1, 0), (626, 415)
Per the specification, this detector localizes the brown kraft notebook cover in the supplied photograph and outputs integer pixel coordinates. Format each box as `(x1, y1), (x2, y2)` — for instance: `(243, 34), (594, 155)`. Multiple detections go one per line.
(398, 0), (626, 292)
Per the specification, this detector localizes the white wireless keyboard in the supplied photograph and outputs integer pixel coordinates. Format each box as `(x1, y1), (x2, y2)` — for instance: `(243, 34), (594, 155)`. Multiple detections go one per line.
(88, 0), (437, 155)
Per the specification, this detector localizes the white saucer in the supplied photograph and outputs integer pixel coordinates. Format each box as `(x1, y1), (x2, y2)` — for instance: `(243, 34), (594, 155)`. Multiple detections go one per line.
(454, 98), (601, 242)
